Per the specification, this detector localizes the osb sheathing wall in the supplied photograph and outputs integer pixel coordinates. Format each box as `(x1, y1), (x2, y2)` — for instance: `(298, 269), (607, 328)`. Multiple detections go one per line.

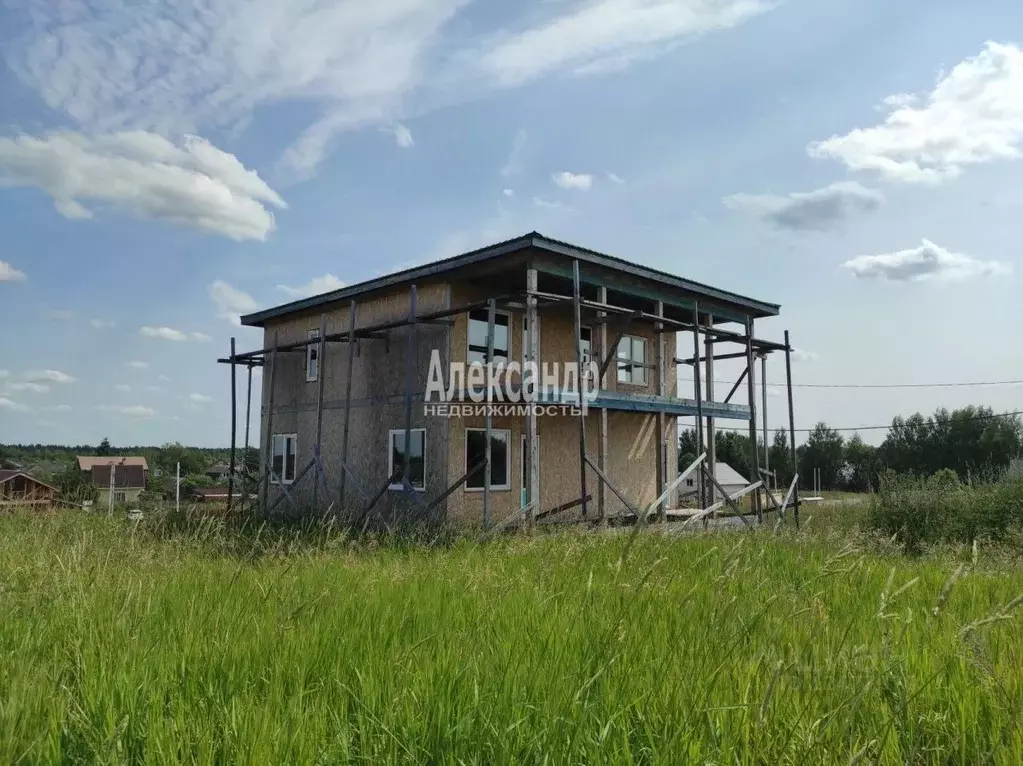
(260, 282), (452, 519)
(444, 283), (678, 527)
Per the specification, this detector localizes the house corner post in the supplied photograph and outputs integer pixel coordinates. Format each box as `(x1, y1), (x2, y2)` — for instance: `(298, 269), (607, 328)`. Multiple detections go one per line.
(784, 329), (799, 527)
(572, 260), (589, 519)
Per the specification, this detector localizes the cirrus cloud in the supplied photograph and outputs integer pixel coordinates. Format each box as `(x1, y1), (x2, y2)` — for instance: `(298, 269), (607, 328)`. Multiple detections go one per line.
(141, 326), (212, 342)
(553, 171), (595, 191)
(277, 274), (346, 299)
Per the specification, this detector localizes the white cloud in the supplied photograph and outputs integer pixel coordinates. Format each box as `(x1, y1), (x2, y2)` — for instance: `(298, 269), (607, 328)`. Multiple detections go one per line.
(532, 196), (565, 210)
(473, 0), (774, 87)
(141, 326), (211, 342)
(115, 384), (132, 393)
(25, 369), (76, 384)
(97, 404), (157, 418)
(499, 129), (528, 177)
(210, 280), (258, 326)
(381, 123), (414, 148)
(277, 274), (346, 299)
(791, 348), (819, 363)
(553, 171), (595, 190)
(125, 361), (149, 370)
(158, 374), (172, 383)
(89, 318), (116, 329)
(842, 239), (1012, 282)
(809, 42), (1023, 183)
(607, 172), (625, 184)
(189, 393), (213, 404)
(0, 370), (7, 378)
(41, 404), (73, 413)
(0, 131), (285, 241)
(44, 308), (75, 321)
(502, 188), (515, 197)
(147, 386), (163, 393)
(0, 261), (27, 282)
(723, 182), (884, 231)
(0, 398), (29, 413)
(7, 383), (50, 395)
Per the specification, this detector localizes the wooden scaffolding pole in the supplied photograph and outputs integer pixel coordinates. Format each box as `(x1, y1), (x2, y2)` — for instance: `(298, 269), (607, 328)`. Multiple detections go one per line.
(597, 285), (609, 524)
(525, 267), (540, 529)
(402, 286), (418, 494)
(655, 300), (667, 521)
(761, 352), (769, 489)
(572, 260), (589, 519)
(704, 314), (716, 503)
(228, 336), (237, 512)
(260, 331), (279, 515)
(312, 313), (327, 508)
(483, 297), (496, 529)
(745, 317), (762, 522)
(692, 302), (705, 509)
(338, 300), (357, 509)
(785, 329), (799, 528)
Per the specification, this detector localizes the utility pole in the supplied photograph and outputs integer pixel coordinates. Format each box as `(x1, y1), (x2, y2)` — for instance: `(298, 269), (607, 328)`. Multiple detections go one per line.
(176, 462), (181, 514)
(108, 462), (115, 515)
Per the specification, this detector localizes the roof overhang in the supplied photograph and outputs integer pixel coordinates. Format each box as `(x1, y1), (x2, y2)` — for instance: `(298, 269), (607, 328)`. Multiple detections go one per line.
(240, 232), (780, 327)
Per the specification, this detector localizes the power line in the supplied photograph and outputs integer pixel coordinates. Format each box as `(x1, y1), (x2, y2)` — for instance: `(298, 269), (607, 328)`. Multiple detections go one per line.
(677, 376), (1023, 390)
(691, 410), (1023, 435)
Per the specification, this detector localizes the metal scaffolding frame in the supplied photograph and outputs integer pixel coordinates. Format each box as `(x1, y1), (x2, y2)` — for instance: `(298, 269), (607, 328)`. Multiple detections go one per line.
(219, 259), (801, 530)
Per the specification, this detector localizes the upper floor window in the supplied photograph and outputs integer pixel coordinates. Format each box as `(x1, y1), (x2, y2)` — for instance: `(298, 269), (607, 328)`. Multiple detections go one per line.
(468, 310), (510, 365)
(617, 336), (647, 386)
(306, 329), (320, 382)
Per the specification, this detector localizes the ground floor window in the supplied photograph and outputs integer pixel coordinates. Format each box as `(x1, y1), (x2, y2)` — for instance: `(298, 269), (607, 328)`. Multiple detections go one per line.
(389, 429), (426, 490)
(466, 428), (510, 490)
(114, 491), (126, 502)
(271, 434), (298, 484)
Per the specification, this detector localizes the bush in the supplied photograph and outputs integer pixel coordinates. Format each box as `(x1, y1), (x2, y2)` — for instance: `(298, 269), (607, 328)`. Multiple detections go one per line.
(867, 470), (1023, 551)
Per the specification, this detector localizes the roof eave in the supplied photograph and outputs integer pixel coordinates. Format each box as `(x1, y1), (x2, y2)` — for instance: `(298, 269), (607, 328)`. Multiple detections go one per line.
(240, 233), (780, 327)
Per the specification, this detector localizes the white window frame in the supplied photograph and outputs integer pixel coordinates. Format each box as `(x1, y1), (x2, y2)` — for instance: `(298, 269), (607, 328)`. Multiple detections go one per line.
(465, 428), (512, 492)
(114, 490), (126, 502)
(388, 428), (426, 491)
(468, 309), (511, 366)
(271, 433), (298, 485)
(617, 335), (647, 386)
(306, 329), (320, 383)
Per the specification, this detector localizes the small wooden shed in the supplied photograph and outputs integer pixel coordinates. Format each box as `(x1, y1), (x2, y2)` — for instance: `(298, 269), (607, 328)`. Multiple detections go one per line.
(0, 470), (58, 509)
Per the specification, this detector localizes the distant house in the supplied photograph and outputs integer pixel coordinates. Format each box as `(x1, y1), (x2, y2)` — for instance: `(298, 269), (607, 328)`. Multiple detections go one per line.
(78, 456), (149, 482)
(683, 462), (750, 498)
(206, 462), (233, 482)
(0, 470), (57, 509)
(87, 463), (147, 507)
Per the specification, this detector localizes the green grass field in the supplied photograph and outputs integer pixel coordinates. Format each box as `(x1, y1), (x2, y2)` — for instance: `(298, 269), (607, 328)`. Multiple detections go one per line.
(2, 508), (1022, 764)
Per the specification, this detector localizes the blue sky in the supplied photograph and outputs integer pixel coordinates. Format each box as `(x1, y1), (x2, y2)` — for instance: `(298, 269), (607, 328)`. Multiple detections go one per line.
(1, 0), (1022, 447)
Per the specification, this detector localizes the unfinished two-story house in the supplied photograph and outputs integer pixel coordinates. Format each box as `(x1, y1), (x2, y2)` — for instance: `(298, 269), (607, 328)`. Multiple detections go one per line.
(224, 233), (796, 528)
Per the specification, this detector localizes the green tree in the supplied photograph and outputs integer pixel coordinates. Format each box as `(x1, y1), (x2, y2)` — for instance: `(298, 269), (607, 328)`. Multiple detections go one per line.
(96, 437), (112, 456)
(843, 433), (877, 492)
(802, 422), (844, 491)
(54, 463), (97, 504)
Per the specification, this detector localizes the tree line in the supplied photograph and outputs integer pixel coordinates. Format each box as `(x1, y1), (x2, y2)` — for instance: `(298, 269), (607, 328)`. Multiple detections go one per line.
(679, 405), (1022, 492)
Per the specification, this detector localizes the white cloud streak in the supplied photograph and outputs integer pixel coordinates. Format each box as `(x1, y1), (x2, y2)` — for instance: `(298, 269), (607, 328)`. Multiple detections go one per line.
(810, 42), (1023, 183)
(189, 393), (213, 404)
(277, 274), (346, 299)
(0, 261), (27, 282)
(723, 182), (884, 231)
(209, 280), (258, 326)
(97, 404), (157, 417)
(89, 318), (116, 329)
(381, 123), (415, 148)
(141, 326), (211, 342)
(6, 383), (50, 394)
(0, 398), (29, 413)
(125, 361), (149, 370)
(0, 131), (285, 241)
(553, 171), (595, 190)
(499, 129), (528, 177)
(25, 369), (76, 384)
(3, 2), (771, 178)
(842, 239), (1012, 282)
